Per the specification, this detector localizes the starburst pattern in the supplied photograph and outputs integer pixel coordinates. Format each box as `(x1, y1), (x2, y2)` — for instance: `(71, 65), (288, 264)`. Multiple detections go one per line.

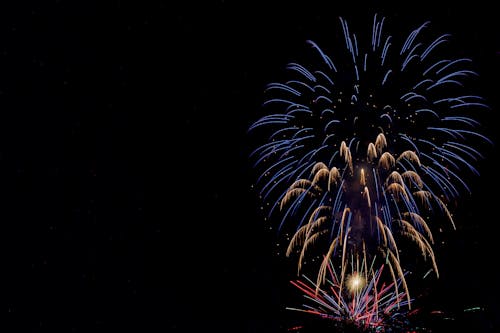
(249, 14), (490, 286)
(287, 257), (411, 331)
(248, 13), (491, 331)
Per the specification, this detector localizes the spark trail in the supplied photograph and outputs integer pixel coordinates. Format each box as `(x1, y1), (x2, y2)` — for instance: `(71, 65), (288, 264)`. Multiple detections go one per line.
(287, 257), (412, 331)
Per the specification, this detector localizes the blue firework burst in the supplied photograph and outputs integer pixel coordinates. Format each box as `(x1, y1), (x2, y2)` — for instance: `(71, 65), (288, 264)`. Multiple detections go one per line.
(248, 14), (491, 285)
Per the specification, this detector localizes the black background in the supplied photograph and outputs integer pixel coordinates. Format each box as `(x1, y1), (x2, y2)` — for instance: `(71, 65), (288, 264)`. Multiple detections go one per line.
(0, 1), (499, 332)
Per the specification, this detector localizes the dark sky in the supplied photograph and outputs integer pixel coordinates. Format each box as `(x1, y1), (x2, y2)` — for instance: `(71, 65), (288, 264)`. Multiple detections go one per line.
(0, 1), (499, 332)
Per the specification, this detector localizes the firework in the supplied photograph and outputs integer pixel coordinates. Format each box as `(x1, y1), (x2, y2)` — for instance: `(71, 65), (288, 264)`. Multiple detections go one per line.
(249, 15), (490, 286)
(287, 256), (412, 332)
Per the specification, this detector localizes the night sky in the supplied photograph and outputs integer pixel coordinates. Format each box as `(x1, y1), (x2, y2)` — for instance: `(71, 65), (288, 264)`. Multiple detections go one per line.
(1, 1), (499, 332)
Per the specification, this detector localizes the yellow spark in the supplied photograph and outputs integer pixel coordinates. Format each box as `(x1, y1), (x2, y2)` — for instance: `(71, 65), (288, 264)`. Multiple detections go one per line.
(397, 150), (421, 166)
(378, 152), (395, 170)
(375, 133), (387, 153)
(360, 168), (366, 186)
(367, 142), (378, 161)
(346, 272), (366, 293)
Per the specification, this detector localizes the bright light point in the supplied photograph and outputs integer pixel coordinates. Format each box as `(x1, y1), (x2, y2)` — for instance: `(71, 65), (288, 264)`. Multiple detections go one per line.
(346, 272), (366, 293)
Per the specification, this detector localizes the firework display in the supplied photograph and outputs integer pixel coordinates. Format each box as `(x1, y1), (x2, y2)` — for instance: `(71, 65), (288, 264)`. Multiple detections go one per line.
(287, 256), (411, 331)
(249, 14), (490, 331)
